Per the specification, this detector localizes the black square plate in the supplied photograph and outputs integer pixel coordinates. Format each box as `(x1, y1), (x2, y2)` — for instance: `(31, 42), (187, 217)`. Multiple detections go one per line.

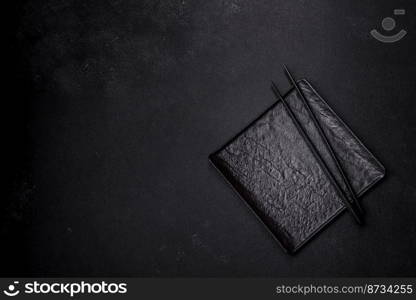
(210, 79), (385, 253)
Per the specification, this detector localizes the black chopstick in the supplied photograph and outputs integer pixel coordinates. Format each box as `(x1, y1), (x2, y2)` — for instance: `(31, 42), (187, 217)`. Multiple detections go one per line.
(271, 81), (363, 225)
(283, 65), (363, 214)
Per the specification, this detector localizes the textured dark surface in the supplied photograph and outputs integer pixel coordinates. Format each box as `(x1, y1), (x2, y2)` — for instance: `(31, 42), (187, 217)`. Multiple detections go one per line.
(3, 0), (416, 276)
(210, 80), (384, 253)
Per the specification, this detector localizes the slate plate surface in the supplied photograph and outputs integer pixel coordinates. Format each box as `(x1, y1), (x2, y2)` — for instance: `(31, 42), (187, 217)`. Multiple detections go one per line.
(210, 80), (385, 253)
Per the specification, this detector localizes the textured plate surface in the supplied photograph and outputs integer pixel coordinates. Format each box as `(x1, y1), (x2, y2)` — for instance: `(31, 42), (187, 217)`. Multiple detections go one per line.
(210, 80), (385, 253)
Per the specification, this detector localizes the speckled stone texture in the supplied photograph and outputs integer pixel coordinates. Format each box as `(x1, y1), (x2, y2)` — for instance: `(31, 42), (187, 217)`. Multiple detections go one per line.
(210, 80), (385, 253)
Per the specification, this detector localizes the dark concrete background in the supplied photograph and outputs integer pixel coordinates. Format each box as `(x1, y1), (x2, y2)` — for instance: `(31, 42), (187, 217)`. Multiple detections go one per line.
(2, 0), (415, 276)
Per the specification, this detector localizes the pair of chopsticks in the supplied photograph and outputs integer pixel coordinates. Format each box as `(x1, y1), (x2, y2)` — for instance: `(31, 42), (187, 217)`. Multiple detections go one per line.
(270, 65), (364, 225)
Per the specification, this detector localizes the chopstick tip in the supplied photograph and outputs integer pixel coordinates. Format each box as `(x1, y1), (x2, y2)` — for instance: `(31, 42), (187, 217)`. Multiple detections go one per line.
(283, 64), (291, 76)
(270, 81), (278, 92)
